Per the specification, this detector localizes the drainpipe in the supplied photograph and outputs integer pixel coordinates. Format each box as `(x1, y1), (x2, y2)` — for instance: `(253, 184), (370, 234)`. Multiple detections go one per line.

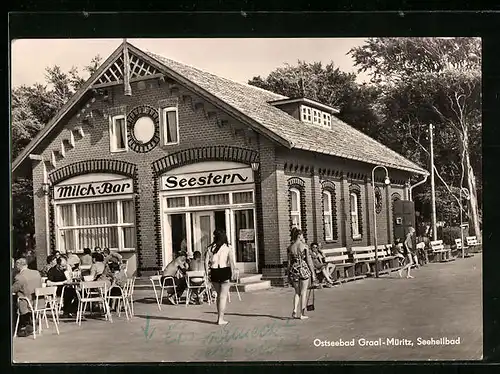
(409, 174), (429, 201)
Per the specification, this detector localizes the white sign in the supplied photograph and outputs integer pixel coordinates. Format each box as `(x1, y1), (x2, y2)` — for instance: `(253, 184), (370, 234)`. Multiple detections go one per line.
(239, 229), (255, 241)
(161, 167), (254, 191)
(55, 179), (133, 200)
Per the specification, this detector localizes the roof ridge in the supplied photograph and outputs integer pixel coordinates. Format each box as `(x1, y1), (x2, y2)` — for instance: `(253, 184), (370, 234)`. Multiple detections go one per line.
(145, 50), (287, 100)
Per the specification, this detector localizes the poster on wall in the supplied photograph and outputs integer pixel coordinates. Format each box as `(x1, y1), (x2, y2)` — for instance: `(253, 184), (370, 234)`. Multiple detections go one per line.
(239, 229), (255, 241)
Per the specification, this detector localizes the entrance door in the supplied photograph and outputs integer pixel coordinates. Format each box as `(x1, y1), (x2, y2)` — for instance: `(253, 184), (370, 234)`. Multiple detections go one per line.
(232, 208), (258, 273)
(192, 211), (215, 258)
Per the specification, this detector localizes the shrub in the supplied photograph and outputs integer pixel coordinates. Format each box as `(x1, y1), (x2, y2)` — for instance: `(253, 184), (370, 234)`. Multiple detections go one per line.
(441, 226), (462, 245)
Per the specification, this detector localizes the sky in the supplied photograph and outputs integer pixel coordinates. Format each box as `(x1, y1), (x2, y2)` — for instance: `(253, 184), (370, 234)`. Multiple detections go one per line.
(10, 38), (370, 88)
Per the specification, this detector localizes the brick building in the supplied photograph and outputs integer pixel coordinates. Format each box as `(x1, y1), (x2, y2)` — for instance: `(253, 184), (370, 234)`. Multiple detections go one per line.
(12, 41), (428, 285)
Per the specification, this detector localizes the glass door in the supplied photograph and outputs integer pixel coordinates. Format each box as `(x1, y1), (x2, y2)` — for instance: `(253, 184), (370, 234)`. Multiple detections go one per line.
(232, 208), (258, 273)
(192, 211), (215, 259)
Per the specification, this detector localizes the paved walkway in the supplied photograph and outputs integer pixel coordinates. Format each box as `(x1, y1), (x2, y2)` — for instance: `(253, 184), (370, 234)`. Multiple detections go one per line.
(13, 254), (482, 362)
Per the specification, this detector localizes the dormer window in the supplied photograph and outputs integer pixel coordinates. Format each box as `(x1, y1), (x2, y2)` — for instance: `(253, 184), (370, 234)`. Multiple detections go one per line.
(300, 105), (332, 128)
(269, 97), (339, 126)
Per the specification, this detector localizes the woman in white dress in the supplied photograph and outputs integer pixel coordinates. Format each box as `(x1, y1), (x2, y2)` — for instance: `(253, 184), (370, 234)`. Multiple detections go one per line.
(204, 229), (236, 325)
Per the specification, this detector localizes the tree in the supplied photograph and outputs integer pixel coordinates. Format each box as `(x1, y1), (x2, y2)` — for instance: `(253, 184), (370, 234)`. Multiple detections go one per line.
(349, 37), (482, 236)
(247, 60), (383, 139)
(11, 55), (103, 258)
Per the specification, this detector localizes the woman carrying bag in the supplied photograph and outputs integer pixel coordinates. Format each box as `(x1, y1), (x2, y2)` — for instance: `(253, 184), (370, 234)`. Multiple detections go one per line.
(287, 227), (317, 320)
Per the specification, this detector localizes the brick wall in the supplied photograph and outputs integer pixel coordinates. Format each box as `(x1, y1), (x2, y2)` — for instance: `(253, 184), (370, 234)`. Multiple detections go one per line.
(28, 74), (416, 282)
(34, 77), (261, 273)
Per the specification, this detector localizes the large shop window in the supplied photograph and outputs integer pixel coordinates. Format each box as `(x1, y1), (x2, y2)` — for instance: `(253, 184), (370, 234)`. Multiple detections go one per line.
(162, 107), (179, 145)
(290, 188), (302, 229)
(350, 192), (362, 240)
(57, 199), (135, 252)
(110, 115), (128, 152)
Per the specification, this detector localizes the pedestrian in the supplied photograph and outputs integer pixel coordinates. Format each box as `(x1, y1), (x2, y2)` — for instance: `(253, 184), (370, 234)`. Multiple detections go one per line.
(204, 229), (236, 325)
(403, 227), (416, 279)
(287, 227), (316, 320)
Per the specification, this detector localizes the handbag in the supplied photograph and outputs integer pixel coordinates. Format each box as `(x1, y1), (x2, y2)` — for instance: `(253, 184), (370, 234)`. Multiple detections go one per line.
(306, 287), (315, 311)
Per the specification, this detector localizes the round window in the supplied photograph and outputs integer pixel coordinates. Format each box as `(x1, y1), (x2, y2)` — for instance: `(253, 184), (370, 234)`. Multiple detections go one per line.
(133, 116), (155, 144)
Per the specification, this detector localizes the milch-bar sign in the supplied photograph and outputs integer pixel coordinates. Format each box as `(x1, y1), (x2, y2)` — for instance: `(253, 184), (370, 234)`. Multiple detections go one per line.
(55, 179), (134, 200)
(161, 167), (254, 191)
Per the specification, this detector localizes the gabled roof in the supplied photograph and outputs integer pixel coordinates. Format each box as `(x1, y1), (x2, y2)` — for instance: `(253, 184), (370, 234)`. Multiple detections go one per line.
(12, 41), (428, 176)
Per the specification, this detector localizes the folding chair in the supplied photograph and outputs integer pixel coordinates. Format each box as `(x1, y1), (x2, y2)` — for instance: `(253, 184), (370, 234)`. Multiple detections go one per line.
(13, 296), (37, 339)
(149, 275), (179, 311)
(76, 281), (112, 325)
(33, 286), (60, 336)
(185, 271), (211, 307)
(228, 268), (242, 302)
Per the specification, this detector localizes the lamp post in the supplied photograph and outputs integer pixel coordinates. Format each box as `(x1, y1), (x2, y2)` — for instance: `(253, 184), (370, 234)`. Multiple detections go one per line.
(372, 165), (391, 278)
(41, 182), (51, 256)
(459, 187), (470, 259)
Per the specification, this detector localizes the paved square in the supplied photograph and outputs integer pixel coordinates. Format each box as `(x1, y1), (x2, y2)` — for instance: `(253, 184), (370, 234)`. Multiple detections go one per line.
(13, 254), (482, 362)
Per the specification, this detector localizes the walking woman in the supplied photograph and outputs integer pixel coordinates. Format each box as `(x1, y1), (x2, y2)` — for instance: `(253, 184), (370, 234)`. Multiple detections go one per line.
(402, 227), (416, 279)
(287, 227), (317, 320)
(205, 229), (236, 325)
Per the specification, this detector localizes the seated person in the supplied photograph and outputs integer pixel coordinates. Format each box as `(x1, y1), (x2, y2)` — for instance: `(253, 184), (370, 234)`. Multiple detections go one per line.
(12, 258), (42, 337)
(103, 247), (123, 266)
(89, 253), (112, 288)
(80, 248), (93, 276)
(81, 248), (93, 266)
(53, 250), (61, 261)
(162, 253), (189, 303)
(108, 262), (128, 297)
(40, 254), (56, 277)
(47, 258), (78, 317)
(310, 243), (335, 286)
(66, 249), (81, 270)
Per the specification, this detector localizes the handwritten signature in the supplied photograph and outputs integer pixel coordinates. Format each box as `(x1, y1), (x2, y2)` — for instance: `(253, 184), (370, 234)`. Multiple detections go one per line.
(140, 315), (301, 359)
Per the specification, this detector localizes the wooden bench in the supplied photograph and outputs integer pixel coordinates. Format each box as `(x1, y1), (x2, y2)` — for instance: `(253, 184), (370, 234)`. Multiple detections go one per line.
(466, 236), (481, 252)
(362, 245), (402, 276)
(429, 240), (453, 262)
(454, 238), (473, 258)
(349, 246), (375, 276)
(321, 247), (356, 283)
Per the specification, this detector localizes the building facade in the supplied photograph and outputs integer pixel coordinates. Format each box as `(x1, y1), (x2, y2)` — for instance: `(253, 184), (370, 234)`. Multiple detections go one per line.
(12, 42), (427, 285)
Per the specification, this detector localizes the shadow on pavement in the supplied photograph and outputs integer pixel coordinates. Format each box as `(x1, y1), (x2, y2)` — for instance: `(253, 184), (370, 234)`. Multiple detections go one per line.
(134, 314), (215, 325)
(204, 311), (289, 321)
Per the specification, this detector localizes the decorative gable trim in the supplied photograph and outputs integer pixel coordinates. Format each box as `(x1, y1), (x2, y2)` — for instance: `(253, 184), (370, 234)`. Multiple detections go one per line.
(93, 51), (162, 88)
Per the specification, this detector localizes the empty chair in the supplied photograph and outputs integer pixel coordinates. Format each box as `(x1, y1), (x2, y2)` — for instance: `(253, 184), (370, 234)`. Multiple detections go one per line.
(33, 286), (60, 336)
(76, 281), (112, 326)
(228, 268), (242, 303)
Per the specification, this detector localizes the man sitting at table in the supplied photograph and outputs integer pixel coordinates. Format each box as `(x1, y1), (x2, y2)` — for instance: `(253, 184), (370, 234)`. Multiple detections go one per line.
(162, 253), (189, 304)
(47, 257), (78, 318)
(40, 255), (56, 277)
(12, 258), (42, 337)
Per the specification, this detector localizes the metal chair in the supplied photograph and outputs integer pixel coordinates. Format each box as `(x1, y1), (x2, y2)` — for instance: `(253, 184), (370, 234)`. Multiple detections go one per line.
(76, 281), (112, 325)
(107, 283), (130, 320)
(150, 275), (179, 311)
(228, 268), (242, 302)
(13, 296), (37, 339)
(184, 271), (211, 307)
(33, 286), (60, 336)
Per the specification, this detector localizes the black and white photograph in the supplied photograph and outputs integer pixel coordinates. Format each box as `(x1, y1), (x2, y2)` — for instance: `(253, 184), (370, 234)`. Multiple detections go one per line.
(10, 36), (482, 362)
